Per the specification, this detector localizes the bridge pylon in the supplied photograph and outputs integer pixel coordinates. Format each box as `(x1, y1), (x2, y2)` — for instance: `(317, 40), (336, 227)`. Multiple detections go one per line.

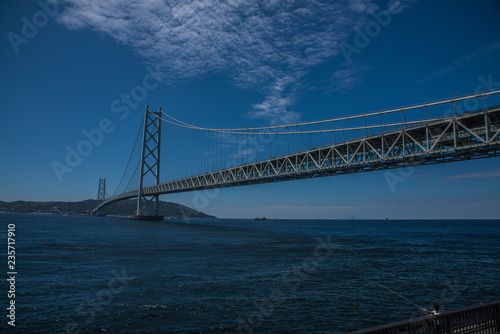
(94, 177), (106, 216)
(132, 106), (164, 220)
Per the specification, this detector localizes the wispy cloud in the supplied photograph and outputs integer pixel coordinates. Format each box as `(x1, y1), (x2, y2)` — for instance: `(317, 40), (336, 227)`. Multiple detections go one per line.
(327, 62), (371, 94)
(422, 168), (500, 183)
(56, 0), (411, 123)
(419, 41), (500, 83)
(388, 0), (418, 13)
(249, 74), (303, 124)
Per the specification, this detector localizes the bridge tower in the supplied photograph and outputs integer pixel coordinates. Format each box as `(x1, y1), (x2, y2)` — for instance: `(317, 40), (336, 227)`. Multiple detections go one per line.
(95, 177), (106, 216)
(133, 106), (163, 220)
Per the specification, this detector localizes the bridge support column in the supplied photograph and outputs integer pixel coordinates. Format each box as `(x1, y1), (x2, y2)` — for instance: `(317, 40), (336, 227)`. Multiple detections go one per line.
(133, 106), (164, 220)
(94, 178), (106, 216)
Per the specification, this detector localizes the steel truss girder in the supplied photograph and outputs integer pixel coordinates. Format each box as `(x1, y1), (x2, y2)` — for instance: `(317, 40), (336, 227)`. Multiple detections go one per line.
(98, 106), (500, 210)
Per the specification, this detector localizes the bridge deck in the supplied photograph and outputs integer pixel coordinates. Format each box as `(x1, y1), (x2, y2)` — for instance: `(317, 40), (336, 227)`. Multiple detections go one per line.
(98, 107), (500, 210)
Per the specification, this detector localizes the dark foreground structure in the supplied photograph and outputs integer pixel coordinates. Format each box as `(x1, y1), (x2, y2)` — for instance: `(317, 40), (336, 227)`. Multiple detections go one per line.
(350, 300), (500, 334)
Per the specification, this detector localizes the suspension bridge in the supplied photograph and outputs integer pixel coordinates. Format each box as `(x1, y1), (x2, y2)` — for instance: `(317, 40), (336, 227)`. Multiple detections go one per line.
(93, 90), (500, 219)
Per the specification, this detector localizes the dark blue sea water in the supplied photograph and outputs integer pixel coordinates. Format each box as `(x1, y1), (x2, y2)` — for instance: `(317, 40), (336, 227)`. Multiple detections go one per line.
(1, 214), (499, 333)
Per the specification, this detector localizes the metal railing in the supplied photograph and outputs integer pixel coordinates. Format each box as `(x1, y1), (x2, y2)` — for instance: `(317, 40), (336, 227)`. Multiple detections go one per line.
(349, 301), (500, 334)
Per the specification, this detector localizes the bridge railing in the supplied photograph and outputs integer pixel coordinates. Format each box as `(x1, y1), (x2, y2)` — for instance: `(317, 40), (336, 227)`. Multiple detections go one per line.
(349, 300), (500, 334)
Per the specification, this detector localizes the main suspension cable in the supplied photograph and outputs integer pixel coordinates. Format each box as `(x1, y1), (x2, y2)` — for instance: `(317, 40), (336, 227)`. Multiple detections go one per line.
(158, 89), (500, 134)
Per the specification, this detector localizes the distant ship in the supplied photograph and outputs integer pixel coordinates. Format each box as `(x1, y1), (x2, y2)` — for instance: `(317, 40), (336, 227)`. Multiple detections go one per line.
(253, 217), (276, 221)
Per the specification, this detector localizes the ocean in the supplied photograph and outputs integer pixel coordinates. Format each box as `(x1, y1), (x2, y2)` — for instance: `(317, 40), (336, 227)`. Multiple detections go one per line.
(1, 214), (499, 333)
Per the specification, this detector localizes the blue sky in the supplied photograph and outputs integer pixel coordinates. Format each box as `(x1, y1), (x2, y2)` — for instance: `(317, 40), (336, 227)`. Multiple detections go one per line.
(1, 0), (500, 219)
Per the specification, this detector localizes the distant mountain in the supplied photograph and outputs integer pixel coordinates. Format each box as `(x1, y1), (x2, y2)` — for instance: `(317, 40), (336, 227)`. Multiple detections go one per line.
(0, 199), (214, 218)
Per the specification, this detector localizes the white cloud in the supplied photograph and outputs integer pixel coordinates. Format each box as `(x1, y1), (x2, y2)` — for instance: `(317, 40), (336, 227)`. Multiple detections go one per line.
(447, 169), (500, 180)
(387, 0), (417, 14)
(422, 168), (500, 183)
(56, 0), (412, 123)
(419, 41), (500, 83)
(249, 74), (303, 124)
(327, 63), (371, 93)
(348, 0), (377, 14)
